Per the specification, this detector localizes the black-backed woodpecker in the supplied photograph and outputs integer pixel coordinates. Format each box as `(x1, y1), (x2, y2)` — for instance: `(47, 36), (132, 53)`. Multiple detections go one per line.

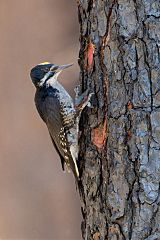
(30, 62), (92, 180)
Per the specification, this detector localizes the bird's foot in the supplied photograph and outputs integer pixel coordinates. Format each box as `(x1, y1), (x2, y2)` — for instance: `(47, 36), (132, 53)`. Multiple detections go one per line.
(74, 88), (94, 112)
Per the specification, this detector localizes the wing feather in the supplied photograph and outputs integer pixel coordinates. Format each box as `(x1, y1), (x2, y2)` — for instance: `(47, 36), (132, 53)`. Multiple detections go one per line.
(35, 88), (79, 178)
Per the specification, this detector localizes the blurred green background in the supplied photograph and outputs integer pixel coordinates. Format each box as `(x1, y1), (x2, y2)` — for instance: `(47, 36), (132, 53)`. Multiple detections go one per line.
(0, 0), (81, 239)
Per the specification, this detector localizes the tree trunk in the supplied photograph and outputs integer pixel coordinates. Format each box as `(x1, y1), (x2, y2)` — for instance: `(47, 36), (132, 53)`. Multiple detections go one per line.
(77, 0), (160, 239)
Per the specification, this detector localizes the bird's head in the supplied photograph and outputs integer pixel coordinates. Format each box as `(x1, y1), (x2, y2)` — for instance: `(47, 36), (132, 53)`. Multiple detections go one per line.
(30, 62), (73, 88)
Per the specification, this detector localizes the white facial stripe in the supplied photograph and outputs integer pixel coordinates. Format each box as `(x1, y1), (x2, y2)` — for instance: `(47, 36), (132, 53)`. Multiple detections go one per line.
(45, 70), (62, 86)
(38, 69), (62, 87)
(39, 71), (51, 86)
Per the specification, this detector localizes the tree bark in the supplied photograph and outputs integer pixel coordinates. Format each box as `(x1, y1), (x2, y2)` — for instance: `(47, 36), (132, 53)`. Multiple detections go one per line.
(77, 0), (160, 239)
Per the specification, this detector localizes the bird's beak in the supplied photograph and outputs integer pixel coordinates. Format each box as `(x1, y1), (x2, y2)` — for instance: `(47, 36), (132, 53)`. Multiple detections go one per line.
(57, 63), (73, 71)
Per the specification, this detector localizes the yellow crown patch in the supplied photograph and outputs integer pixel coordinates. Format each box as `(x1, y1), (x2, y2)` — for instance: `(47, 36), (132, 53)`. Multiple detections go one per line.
(38, 62), (50, 65)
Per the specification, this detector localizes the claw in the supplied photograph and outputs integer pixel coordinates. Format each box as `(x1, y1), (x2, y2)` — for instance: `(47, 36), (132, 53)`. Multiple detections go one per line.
(86, 93), (94, 108)
(74, 89), (93, 112)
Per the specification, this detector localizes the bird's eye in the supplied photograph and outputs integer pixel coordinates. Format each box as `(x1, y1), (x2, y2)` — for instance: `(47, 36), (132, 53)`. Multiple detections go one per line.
(50, 66), (58, 72)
